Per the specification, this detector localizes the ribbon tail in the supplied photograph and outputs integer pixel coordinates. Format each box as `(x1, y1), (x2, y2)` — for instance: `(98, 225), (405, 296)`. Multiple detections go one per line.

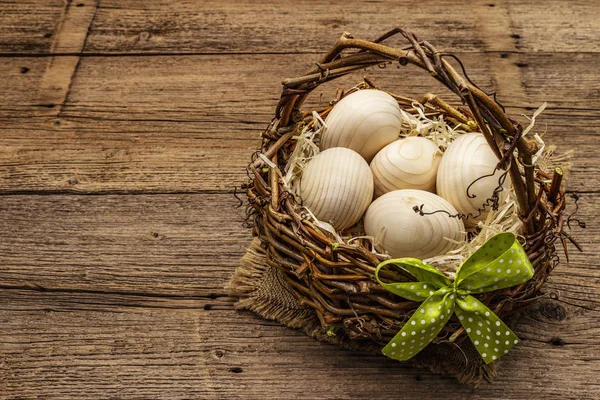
(455, 295), (520, 364)
(383, 290), (455, 361)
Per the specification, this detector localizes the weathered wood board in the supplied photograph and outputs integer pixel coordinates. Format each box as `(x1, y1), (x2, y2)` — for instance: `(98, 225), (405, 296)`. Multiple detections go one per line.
(0, 0), (598, 398)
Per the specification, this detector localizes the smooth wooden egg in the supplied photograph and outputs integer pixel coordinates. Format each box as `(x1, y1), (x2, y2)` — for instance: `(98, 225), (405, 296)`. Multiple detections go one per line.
(370, 137), (442, 197)
(364, 189), (464, 259)
(320, 89), (403, 162)
(300, 147), (374, 231)
(436, 132), (511, 227)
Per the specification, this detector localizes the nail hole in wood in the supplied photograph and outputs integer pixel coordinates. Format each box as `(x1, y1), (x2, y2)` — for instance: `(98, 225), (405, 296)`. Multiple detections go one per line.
(43, 33), (53, 38)
(20, 67), (30, 74)
(203, 304), (213, 311)
(228, 367), (243, 373)
(510, 34), (521, 39)
(214, 349), (225, 359)
(549, 337), (565, 346)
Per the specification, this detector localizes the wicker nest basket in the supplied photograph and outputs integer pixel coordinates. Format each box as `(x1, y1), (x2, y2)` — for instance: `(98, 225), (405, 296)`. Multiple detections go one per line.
(241, 28), (576, 371)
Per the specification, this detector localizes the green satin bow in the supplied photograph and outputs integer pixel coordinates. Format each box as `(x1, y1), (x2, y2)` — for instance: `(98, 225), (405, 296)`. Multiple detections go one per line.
(375, 232), (534, 364)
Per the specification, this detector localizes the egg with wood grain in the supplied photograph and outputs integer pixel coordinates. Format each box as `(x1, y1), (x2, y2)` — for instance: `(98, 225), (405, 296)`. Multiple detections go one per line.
(436, 132), (511, 227)
(364, 189), (464, 259)
(320, 89), (403, 162)
(370, 137), (442, 197)
(299, 147), (374, 231)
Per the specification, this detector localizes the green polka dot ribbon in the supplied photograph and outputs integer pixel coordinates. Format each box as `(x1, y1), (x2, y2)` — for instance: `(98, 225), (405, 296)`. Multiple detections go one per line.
(375, 232), (534, 364)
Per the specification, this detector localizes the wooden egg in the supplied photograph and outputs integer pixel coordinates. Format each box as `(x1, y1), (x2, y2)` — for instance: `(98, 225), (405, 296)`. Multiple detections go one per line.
(299, 147), (374, 231)
(320, 89), (403, 162)
(364, 189), (464, 259)
(370, 137), (442, 197)
(436, 132), (511, 227)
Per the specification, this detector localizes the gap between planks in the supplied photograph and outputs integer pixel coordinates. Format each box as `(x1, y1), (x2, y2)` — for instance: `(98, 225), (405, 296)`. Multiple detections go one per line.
(5, 50), (600, 58)
(0, 188), (597, 197)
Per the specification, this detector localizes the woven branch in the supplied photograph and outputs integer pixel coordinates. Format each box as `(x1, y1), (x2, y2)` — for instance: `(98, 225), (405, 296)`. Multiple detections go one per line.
(243, 28), (572, 350)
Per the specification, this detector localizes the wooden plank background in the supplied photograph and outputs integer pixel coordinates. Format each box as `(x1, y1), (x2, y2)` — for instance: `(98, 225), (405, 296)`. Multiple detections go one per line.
(0, 1), (598, 398)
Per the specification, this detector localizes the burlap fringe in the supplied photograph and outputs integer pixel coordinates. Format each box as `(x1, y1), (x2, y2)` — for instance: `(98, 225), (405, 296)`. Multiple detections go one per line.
(227, 239), (499, 385)
(226, 239), (344, 346)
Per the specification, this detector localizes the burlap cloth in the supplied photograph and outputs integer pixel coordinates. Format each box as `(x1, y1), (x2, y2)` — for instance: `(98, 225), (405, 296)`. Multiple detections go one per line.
(227, 238), (502, 384)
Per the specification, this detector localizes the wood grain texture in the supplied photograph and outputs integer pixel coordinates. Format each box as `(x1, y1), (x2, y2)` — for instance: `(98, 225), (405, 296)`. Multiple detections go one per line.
(1, 0), (599, 55)
(36, 0), (98, 115)
(0, 191), (593, 302)
(0, 289), (598, 399)
(2, 53), (595, 114)
(0, 0), (62, 54)
(0, 110), (597, 193)
(0, 194), (250, 296)
(0, 53), (598, 193)
(0, 0), (599, 398)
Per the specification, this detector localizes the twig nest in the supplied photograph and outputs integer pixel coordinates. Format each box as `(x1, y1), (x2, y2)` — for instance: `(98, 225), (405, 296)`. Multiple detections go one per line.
(320, 89), (403, 162)
(364, 189), (465, 259)
(437, 132), (511, 227)
(370, 137), (442, 197)
(300, 147), (374, 231)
